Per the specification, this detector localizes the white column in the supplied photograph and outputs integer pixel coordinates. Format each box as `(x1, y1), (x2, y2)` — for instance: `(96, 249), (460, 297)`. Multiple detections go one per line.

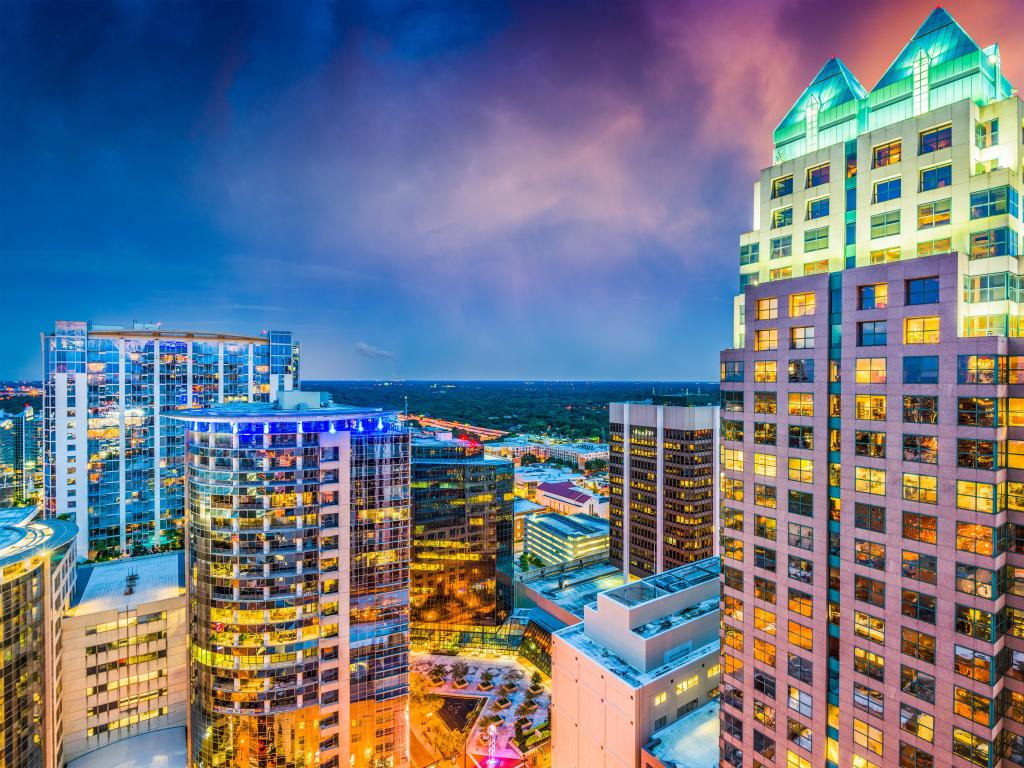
(118, 339), (128, 555)
(621, 403), (631, 580)
(655, 405), (665, 573)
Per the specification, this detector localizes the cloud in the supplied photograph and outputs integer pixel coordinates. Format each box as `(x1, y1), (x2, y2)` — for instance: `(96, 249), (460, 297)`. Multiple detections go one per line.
(356, 341), (395, 359)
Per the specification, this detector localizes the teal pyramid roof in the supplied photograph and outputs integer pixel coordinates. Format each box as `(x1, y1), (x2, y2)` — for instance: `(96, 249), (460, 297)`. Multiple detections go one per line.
(872, 7), (1006, 91)
(774, 56), (867, 136)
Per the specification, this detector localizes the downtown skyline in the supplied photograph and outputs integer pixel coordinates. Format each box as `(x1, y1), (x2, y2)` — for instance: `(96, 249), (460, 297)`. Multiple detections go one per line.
(4, 0), (1024, 382)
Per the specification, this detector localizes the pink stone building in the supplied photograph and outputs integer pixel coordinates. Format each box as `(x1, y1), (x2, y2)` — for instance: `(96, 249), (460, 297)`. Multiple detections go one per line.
(719, 8), (1024, 767)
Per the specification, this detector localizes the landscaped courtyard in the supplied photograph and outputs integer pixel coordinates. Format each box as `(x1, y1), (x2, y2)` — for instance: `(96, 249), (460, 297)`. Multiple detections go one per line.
(409, 652), (551, 768)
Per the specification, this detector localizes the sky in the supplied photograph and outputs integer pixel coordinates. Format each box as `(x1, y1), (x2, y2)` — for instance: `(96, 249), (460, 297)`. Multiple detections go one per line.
(2, 0), (1022, 381)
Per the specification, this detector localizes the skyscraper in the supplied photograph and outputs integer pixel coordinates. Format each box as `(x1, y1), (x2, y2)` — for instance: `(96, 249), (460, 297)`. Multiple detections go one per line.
(409, 435), (514, 651)
(0, 404), (40, 506)
(719, 9), (1024, 768)
(608, 402), (718, 578)
(181, 391), (410, 768)
(42, 321), (298, 560)
(0, 506), (77, 768)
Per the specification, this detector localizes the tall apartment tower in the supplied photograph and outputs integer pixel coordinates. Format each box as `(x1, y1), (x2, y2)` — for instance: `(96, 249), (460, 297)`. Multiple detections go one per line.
(409, 436), (514, 651)
(719, 9), (1024, 768)
(41, 321), (299, 560)
(0, 507), (77, 768)
(180, 392), (410, 768)
(0, 405), (41, 506)
(608, 402), (719, 578)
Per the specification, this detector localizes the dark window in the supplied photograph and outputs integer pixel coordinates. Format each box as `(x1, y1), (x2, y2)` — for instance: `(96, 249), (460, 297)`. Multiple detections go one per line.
(904, 356), (938, 384)
(788, 425), (813, 450)
(919, 124), (952, 154)
(906, 277), (939, 305)
(788, 490), (813, 518)
(919, 164), (951, 191)
(858, 321), (888, 346)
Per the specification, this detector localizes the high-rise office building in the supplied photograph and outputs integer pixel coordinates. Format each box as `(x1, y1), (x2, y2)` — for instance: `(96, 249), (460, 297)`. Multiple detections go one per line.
(41, 321), (298, 560)
(0, 404), (41, 506)
(719, 9), (1024, 768)
(609, 402), (718, 578)
(181, 391), (410, 768)
(409, 436), (514, 651)
(0, 506), (77, 768)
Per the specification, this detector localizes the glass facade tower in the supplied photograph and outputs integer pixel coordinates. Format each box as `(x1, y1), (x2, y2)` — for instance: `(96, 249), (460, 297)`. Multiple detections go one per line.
(0, 507), (77, 768)
(181, 392), (410, 768)
(41, 321), (298, 560)
(0, 405), (41, 507)
(409, 437), (514, 651)
(720, 9), (1024, 768)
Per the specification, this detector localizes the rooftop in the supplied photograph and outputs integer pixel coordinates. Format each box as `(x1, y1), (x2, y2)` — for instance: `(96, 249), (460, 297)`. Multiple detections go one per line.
(0, 507), (76, 570)
(633, 598), (720, 639)
(645, 699), (720, 768)
(525, 512), (608, 539)
(513, 498), (546, 515)
(536, 481), (593, 504)
(518, 558), (624, 619)
(67, 727), (187, 768)
(71, 551), (185, 615)
(603, 558), (720, 608)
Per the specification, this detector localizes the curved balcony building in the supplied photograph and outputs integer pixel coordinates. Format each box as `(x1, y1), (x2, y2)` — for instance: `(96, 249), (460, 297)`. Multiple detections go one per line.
(179, 392), (410, 768)
(0, 506), (77, 768)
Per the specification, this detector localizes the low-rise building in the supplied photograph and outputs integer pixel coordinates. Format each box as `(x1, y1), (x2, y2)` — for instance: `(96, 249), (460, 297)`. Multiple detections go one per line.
(535, 480), (606, 517)
(551, 558), (720, 768)
(486, 436), (609, 469)
(515, 465), (586, 500)
(61, 552), (187, 763)
(524, 513), (609, 566)
(513, 497), (546, 544)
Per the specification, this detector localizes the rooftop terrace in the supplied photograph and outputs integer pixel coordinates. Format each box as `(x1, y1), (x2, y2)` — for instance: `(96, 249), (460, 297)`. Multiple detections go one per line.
(644, 699), (720, 768)
(603, 558), (719, 607)
(557, 624), (719, 688)
(71, 551), (185, 615)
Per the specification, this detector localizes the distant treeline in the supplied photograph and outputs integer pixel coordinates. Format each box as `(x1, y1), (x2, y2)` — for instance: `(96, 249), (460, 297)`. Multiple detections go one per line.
(305, 380), (719, 441)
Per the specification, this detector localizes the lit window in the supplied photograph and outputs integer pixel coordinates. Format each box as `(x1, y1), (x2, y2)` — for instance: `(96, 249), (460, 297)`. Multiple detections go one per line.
(788, 393), (813, 417)
(788, 458), (813, 484)
(858, 283), (887, 309)
(917, 198), (951, 229)
(789, 292), (815, 317)
(903, 473), (938, 505)
(756, 297), (778, 320)
(754, 360), (777, 383)
(755, 329), (778, 351)
(855, 358), (886, 384)
(855, 467), (885, 496)
(855, 395), (886, 420)
(872, 139), (901, 168)
(904, 316), (939, 344)
(789, 326), (814, 349)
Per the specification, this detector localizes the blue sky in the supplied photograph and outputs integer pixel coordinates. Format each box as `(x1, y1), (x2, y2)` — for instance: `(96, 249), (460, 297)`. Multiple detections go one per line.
(2, 0), (1020, 379)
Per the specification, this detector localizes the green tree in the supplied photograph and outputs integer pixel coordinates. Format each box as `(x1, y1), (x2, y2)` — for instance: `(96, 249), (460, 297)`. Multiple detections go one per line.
(584, 458), (608, 472)
(520, 452), (540, 466)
